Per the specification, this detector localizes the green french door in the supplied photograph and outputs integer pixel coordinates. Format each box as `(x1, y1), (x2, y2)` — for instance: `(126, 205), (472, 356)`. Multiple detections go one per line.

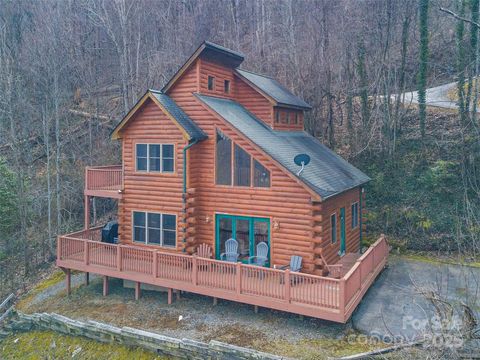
(215, 214), (270, 264)
(340, 207), (346, 255)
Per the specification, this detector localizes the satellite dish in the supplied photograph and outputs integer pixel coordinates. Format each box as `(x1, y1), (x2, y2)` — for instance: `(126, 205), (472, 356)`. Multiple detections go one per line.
(294, 154), (310, 176)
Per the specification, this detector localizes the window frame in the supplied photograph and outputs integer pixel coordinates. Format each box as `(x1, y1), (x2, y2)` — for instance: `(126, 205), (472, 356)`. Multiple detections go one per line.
(135, 143), (175, 173)
(208, 75), (215, 91)
(224, 79), (230, 93)
(132, 210), (177, 248)
(214, 128), (271, 189)
(351, 202), (359, 229)
(331, 213), (337, 244)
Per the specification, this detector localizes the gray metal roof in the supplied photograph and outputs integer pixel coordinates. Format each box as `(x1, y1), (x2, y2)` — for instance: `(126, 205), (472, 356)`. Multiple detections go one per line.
(150, 90), (207, 141)
(236, 69), (312, 110)
(195, 94), (370, 200)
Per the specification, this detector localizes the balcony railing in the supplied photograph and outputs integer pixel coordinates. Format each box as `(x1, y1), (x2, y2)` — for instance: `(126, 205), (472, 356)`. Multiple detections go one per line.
(57, 230), (388, 323)
(84, 165), (123, 198)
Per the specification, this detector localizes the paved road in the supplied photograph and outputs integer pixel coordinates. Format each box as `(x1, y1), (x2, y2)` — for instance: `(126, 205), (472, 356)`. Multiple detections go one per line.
(393, 81), (459, 111)
(353, 256), (480, 342)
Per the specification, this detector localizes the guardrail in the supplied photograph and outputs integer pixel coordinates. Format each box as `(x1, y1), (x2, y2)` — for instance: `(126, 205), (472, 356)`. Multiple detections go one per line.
(85, 165), (123, 192)
(57, 230), (389, 323)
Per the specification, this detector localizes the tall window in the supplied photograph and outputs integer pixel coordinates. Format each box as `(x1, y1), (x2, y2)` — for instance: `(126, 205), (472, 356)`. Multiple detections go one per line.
(133, 211), (176, 247)
(224, 80), (230, 93)
(331, 213), (337, 244)
(294, 113), (299, 124)
(136, 143), (174, 173)
(285, 112), (290, 124)
(216, 130), (232, 185)
(253, 160), (270, 187)
(234, 144), (251, 186)
(208, 76), (215, 91)
(351, 202), (359, 228)
(215, 129), (270, 188)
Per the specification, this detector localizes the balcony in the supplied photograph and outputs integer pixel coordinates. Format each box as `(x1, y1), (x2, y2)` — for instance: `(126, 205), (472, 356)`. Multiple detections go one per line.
(57, 230), (389, 323)
(84, 165), (123, 199)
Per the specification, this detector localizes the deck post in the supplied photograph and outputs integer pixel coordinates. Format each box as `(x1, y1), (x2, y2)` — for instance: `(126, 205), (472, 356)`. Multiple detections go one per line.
(117, 246), (122, 272)
(84, 195), (90, 229)
(192, 256), (197, 286)
(235, 262), (241, 295)
(339, 278), (346, 317)
(66, 269), (71, 296)
(103, 276), (109, 296)
(135, 282), (141, 300)
(84, 241), (89, 265)
(152, 252), (158, 278)
(85, 272), (89, 286)
(167, 288), (173, 304)
(284, 270), (291, 303)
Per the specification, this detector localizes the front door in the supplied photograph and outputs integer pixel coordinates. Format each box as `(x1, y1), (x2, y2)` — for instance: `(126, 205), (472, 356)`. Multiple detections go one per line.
(215, 214), (270, 264)
(340, 207), (346, 255)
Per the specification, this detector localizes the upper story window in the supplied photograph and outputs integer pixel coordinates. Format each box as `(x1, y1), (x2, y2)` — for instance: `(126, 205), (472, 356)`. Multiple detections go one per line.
(351, 202), (359, 228)
(136, 143), (174, 173)
(215, 129), (270, 188)
(234, 144), (251, 186)
(133, 211), (176, 247)
(208, 76), (215, 91)
(224, 80), (230, 93)
(331, 213), (337, 243)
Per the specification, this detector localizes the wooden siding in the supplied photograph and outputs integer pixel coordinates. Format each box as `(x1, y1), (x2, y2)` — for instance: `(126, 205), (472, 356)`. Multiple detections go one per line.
(199, 59), (236, 99)
(314, 187), (362, 270)
(118, 98), (187, 253)
(235, 75), (273, 126)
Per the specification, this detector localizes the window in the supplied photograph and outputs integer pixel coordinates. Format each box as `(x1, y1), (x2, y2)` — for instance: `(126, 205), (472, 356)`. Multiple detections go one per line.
(253, 160), (270, 187)
(285, 112), (290, 124)
(234, 144), (251, 186)
(136, 143), (174, 173)
(133, 211), (176, 247)
(216, 130), (232, 185)
(351, 202), (359, 228)
(275, 110), (280, 123)
(294, 113), (299, 124)
(331, 213), (337, 244)
(215, 129), (270, 188)
(208, 76), (215, 91)
(224, 80), (230, 93)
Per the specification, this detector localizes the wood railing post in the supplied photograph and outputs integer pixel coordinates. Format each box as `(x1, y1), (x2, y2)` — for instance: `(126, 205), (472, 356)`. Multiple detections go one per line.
(117, 246), (122, 271)
(192, 256), (198, 286)
(284, 269), (291, 303)
(57, 236), (61, 260)
(236, 262), (242, 295)
(339, 278), (346, 315)
(84, 241), (89, 265)
(152, 251), (158, 278)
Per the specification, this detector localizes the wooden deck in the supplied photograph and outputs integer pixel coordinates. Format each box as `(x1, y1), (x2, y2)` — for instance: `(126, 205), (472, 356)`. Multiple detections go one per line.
(84, 165), (123, 199)
(57, 231), (389, 323)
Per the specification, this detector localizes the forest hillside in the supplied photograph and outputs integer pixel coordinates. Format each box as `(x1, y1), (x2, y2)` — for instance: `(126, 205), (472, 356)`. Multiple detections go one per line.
(0, 0), (479, 299)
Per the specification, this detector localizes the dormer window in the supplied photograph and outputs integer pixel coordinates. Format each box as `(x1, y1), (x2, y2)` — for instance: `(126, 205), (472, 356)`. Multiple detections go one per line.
(224, 80), (230, 93)
(208, 76), (215, 91)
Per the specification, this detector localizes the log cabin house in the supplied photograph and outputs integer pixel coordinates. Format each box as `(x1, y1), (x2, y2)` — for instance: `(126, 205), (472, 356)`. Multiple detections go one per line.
(57, 41), (389, 323)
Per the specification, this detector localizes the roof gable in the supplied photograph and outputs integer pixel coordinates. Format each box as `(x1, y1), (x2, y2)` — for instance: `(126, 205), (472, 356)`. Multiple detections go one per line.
(111, 90), (207, 141)
(162, 41), (244, 94)
(195, 94), (370, 200)
(236, 69), (312, 110)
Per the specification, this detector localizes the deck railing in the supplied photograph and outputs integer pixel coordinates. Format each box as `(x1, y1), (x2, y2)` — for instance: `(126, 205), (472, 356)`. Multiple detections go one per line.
(85, 165), (123, 192)
(57, 230), (389, 323)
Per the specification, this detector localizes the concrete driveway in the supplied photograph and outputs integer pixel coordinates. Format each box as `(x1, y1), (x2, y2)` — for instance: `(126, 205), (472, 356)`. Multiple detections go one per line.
(352, 256), (480, 342)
